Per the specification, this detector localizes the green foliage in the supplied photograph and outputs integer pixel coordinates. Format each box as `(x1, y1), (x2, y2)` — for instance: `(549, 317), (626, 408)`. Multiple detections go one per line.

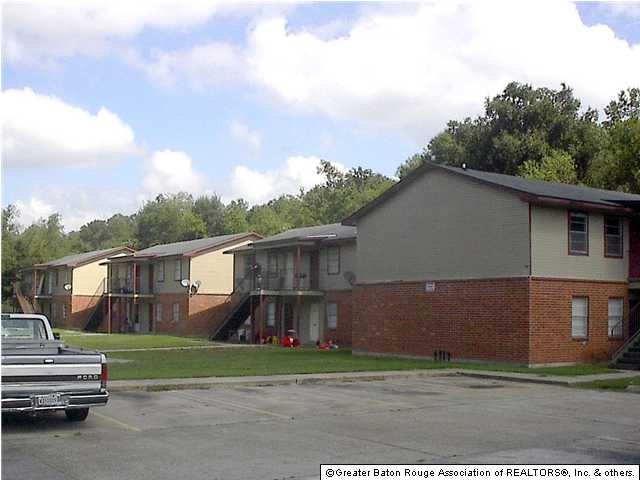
(78, 214), (135, 250)
(194, 195), (225, 236)
(135, 193), (207, 248)
(222, 199), (249, 234)
(396, 153), (426, 179)
(518, 150), (578, 184)
(303, 160), (394, 224)
(400, 82), (638, 194)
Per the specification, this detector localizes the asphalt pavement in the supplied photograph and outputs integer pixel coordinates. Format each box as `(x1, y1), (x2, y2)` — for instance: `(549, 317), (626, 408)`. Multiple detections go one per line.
(3, 375), (639, 480)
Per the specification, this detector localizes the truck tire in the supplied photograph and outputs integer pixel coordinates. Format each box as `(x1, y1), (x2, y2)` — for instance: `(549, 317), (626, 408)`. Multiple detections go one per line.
(65, 408), (89, 422)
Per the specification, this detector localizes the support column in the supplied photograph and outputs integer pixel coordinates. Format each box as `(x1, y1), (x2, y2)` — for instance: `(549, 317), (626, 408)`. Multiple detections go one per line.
(259, 293), (265, 343)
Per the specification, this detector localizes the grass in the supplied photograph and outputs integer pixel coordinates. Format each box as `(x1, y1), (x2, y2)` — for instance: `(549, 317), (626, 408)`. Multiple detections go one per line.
(575, 375), (640, 391)
(55, 329), (211, 351)
(103, 345), (617, 381)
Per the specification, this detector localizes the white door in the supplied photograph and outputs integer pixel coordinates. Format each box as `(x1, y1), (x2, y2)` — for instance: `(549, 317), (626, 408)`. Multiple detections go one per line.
(309, 302), (320, 343)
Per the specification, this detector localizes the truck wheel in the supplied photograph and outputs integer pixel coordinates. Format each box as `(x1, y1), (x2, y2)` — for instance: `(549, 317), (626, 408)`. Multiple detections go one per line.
(65, 408), (89, 422)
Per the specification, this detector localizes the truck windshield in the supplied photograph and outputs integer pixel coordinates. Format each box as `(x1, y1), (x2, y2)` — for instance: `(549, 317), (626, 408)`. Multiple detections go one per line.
(1, 317), (48, 341)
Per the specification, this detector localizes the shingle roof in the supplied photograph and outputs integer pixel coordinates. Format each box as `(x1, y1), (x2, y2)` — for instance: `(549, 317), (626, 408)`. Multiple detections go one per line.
(343, 162), (640, 225)
(437, 164), (640, 207)
(34, 246), (132, 268)
(133, 233), (259, 258)
(252, 223), (356, 246)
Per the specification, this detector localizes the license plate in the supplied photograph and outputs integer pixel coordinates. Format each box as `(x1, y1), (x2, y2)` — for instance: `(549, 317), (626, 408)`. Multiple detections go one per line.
(32, 393), (68, 408)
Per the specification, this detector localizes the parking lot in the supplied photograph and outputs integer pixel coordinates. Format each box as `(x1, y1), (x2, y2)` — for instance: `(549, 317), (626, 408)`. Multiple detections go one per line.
(3, 375), (640, 480)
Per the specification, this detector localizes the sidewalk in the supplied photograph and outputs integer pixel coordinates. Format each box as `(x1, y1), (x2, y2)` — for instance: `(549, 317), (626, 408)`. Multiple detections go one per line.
(107, 368), (640, 392)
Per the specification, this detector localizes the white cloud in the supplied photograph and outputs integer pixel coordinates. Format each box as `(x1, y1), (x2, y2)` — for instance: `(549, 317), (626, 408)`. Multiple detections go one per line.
(225, 155), (346, 204)
(2, 1), (228, 66)
(243, 3), (640, 140)
(13, 186), (140, 231)
(229, 120), (262, 152)
(129, 42), (245, 89)
(1, 88), (138, 168)
(142, 149), (205, 197)
(14, 197), (55, 226)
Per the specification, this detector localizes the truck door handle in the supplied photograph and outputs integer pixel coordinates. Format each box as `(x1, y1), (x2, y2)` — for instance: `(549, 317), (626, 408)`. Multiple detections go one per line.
(44, 359), (54, 364)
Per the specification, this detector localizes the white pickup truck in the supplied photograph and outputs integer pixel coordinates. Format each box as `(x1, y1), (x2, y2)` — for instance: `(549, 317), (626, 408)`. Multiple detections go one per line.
(1, 313), (109, 421)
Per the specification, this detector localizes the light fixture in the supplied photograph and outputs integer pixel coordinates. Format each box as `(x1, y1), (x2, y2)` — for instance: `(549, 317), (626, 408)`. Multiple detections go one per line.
(63, 283), (72, 291)
(180, 279), (190, 288)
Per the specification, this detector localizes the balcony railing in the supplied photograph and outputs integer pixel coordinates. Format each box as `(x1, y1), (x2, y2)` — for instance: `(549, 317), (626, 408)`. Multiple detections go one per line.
(235, 268), (319, 292)
(108, 277), (153, 295)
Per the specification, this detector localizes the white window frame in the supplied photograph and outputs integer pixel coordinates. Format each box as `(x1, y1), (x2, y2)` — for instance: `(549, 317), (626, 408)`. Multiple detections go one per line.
(327, 303), (338, 330)
(155, 303), (163, 323)
(157, 261), (165, 282)
(327, 247), (340, 275)
(608, 298), (624, 338)
(604, 217), (623, 258)
(174, 258), (182, 281)
(172, 303), (180, 323)
(266, 303), (276, 327)
(571, 297), (588, 339)
(569, 212), (589, 255)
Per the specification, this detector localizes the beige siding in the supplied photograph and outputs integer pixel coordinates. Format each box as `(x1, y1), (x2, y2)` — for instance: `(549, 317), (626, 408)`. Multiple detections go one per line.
(191, 240), (254, 295)
(531, 206), (629, 281)
(356, 169), (530, 283)
(318, 243), (356, 290)
(72, 262), (107, 296)
(153, 256), (191, 294)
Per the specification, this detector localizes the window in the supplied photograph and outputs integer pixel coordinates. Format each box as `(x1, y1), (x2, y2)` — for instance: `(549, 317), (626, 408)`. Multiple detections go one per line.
(571, 297), (588, 338)
(172, 303), (181, 323)
(62, 303), (68, 320)
(63, 269), (69, 284)
(569, 212), (588, 255)
(266, 303), (276, 327)
(155, 303), (163, 323)
(608, 298), (624, 338)
(174, 259), (182, 281)
(267, 254), (278, 277)
(157, 261), (165, 282)
(605, 217), (623, 258)
(47, 274), (53, 294)
(327, 303), (338, 329)
(55, 270), (60, 286)
(327, 247), (340, 275)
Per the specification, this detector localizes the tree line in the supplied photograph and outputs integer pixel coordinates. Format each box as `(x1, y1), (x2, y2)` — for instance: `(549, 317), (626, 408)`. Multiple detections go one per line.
(2, 82), (638, 304)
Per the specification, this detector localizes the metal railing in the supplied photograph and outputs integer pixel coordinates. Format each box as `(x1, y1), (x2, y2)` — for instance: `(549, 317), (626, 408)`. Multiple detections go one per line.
(609, 317), (624, 338)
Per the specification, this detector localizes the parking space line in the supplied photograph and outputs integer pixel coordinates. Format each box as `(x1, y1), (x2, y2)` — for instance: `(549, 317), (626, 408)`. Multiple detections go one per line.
(91, 411), (141, 432)
(176, 391), (294, 420)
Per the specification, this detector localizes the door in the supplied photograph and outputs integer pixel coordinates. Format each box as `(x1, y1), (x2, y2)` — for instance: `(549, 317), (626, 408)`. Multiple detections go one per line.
(309, 302), (320, 343)
(309, 251), (319, 290)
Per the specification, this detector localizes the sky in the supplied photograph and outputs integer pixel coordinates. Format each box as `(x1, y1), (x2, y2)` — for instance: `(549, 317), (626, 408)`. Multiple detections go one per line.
(2, 1), (640, 231)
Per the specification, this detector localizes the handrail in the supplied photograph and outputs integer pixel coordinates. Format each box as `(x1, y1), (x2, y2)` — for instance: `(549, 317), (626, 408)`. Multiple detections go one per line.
(609, 318), (624, 338)
(611, 304), (640, 364)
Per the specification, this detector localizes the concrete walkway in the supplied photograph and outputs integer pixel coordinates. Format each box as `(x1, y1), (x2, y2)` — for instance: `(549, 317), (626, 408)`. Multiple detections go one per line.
(108, 368), (640, 392)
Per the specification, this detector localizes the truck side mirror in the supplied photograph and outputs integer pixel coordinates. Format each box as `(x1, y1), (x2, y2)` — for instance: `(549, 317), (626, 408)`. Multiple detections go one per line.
(53, 333), (61, 340)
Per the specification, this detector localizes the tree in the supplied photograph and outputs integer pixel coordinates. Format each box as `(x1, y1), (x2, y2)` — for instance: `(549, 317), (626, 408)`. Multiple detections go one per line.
(303, 160), (394, 224)
(2, 205), (21, 303)
(396, 153), (426, 179)
(194, 195), (225, 236)
(518, 150), (578, 184)
(405, 82), (602, 182)
(222, 199), (250, 234)
(135, 193), (206, 248)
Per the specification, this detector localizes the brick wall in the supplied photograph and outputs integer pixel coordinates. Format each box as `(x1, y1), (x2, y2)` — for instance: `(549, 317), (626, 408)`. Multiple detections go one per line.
(352, 278), (530, 363)
(186, 294), (231, 337)
(70, 295), (101, 330)
(529, 278), (629, 364)
(324, 290), (353, 346)
(153, 293), (190, 336)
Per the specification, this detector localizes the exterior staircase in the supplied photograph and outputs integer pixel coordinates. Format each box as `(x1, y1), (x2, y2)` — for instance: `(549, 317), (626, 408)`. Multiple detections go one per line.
(610, 304), (640, 370)
(210, 293), (251, 341)
(12, 282), (35, 314)
(83, 296), (106, 332)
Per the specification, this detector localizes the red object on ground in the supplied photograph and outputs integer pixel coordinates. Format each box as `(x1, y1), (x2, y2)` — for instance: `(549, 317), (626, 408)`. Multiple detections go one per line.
(282, 336), (294, 348)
